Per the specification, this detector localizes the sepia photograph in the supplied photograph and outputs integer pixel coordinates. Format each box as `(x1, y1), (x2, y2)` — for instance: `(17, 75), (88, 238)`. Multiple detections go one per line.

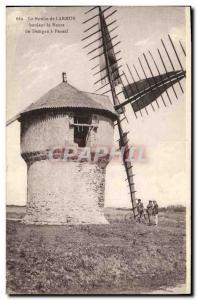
(6, 5), (191, 295)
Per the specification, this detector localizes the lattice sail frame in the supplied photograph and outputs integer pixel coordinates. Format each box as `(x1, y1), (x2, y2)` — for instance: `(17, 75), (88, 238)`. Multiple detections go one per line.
(82, 6), (186, 218)
(82, 6), (138, 217)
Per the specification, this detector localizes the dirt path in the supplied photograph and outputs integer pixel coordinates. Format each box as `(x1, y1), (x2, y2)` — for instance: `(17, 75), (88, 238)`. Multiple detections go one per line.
(150, 283), (188, 294)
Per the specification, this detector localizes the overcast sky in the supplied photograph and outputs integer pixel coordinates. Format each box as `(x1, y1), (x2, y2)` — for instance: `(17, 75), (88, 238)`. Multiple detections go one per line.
(6, 6), (190, 207)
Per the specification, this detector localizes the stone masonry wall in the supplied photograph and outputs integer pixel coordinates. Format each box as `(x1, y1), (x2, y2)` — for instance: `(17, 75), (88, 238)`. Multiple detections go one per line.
(23, 160), (108, 224)
(21, 109), (114, 225)
(21, 112), (73, 154)
(21, 111), (114, 154)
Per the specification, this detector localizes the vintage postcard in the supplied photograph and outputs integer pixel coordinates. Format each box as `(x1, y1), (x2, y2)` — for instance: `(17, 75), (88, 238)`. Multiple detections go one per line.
(6, 6), (191, 295)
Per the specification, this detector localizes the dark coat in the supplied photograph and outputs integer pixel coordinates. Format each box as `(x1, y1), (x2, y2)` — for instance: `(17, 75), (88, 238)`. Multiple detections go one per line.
(153, 204), (159, 215)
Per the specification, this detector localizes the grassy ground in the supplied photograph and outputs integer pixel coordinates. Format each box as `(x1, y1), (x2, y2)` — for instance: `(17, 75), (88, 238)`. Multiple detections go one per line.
(6, 208), (186, 294)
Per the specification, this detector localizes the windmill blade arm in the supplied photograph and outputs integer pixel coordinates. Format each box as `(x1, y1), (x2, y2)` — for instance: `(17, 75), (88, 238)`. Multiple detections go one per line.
(123, 70), (185, 99)
(118, 127), (138, 217)
(116, 70), (185, 112)
(132, 74), (185, 112)
(115, 127), (138, 218)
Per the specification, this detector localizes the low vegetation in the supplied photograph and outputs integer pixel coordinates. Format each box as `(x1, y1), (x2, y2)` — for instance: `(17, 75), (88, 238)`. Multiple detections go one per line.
(6, 208), (186, 294)
(159, 205), (186, 213)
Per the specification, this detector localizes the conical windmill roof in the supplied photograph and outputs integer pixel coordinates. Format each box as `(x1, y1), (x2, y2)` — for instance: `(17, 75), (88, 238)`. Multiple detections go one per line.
(21, 82), (118, 120)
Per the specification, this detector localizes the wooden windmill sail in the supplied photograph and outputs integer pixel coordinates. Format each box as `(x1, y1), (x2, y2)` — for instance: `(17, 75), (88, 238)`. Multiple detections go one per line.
(82, 6), (186, 218)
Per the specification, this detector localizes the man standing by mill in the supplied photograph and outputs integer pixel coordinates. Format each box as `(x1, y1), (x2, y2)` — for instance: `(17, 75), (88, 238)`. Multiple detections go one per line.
(146, 201), (153, 225)
(146, 200), (159, 226)
(153, 200), (159, 226)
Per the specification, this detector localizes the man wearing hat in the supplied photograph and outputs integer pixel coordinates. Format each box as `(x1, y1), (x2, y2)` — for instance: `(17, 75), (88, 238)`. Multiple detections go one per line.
(153, 200), (159, 226)
(146, 200), (154, 225)
(136, 199), (146, 223)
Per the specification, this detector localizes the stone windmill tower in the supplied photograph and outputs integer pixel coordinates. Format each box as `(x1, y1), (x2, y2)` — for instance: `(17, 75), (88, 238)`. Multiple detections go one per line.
(8, 74), (117, 224)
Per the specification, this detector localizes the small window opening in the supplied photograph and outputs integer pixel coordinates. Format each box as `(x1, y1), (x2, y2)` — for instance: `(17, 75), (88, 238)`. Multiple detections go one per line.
(74, 114), (92, 147)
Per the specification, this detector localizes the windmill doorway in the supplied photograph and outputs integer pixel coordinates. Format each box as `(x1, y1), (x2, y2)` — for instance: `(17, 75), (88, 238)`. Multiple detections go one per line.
(74, 114), (92, 147)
